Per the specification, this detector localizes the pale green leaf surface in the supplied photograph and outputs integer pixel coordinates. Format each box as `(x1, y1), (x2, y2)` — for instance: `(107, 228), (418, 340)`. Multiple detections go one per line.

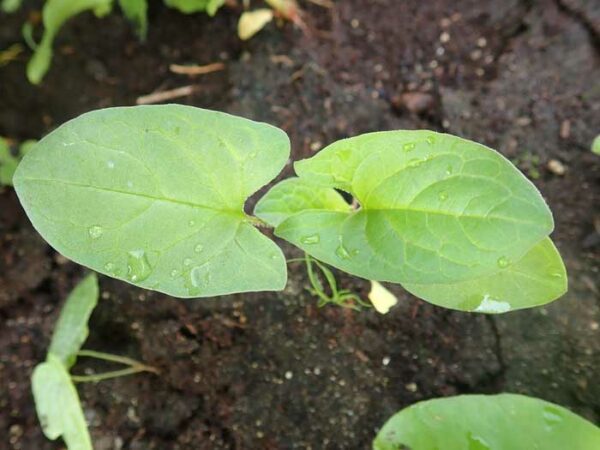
(278, 131), (554, 285)
(27, 0), (113, 84)
(119, 0), (148, 39)
(1, 0), (22, 13)
(373, 394), (600, 450)
(32, 356), (92, 450)
(49, 273), (98, 368)
(14, 105), (290, 297)
(254, 177), (350, 227)
(402, 237), (567, 312)
(164, 0), (225, 15)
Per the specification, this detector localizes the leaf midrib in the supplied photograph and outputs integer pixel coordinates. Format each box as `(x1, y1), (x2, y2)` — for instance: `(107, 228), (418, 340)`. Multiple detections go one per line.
(18, 176), (245, 217)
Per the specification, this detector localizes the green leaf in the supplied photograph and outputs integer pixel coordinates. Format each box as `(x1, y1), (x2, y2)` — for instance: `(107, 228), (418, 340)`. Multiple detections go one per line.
(0, 137), (18, 186)
(27, 0), (113, 84)
(14, 105), (290, 298)
(31, 356), (93, 450)
(275, 131), (554, 286)
(255, 177), (350, 227)
(1, 0), (22, 13)
(164, 0), (225, 16)
(119, 0), (148, 40)
(48, 273), (99, 368)
(373, 394), (600, 450)
(592, 135), (600, 155)
(402, 237), (567, 313)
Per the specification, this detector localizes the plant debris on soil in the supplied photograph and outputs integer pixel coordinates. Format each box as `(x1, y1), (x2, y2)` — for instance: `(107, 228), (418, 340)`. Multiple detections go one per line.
(1, 0), (599, 449)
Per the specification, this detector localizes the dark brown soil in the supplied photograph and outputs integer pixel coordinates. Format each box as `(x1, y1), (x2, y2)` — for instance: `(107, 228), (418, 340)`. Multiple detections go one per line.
(1, 1), (599, 449)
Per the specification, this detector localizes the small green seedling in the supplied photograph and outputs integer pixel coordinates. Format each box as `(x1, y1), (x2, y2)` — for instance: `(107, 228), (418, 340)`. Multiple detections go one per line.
(32, 273), (156, 450)
(288, 254), (371, 310)
(14, 105), (567, 313)
(0, 137), (36, 187)
(25, 0), (225, 84)
(373, 394), (600, 450)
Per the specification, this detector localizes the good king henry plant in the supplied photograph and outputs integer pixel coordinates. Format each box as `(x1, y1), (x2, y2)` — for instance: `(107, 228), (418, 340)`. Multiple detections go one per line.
(13, 105), (567, 313)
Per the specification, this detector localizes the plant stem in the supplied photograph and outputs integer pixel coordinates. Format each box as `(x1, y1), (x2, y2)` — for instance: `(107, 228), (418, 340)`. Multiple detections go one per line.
(73, 349), (159, 384)
(71, 367), (150, 383)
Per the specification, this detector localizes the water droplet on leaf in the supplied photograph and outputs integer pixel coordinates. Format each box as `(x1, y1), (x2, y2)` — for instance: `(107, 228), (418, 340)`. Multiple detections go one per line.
(497, 256), (509, 268)
(183, 258), (193, 266)
(426, 135), (436, 145)
(190, 264), (211, 290)
(438, 191), (448, 201)
(336, 244), (351, 260)
(104, 262), (115, 272)
(467, 432), (491, 450)
(403, 142), (416, 151)
(126, 250), (152, 283)
(107, 160), (115, 169)
(194, 244), (204, 253)
(170, 269), (179, 278)
(188, 220), (195, 227)
(445, 165), (453, 175)
(301, 234), (320, 244)
(542, 407), (563, 430)
(88, 225), (103, 239)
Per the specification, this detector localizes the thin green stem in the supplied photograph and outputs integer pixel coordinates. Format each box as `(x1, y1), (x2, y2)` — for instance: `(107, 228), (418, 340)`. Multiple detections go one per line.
(71, 367), (150, 384)
(76, 350), (151, 368)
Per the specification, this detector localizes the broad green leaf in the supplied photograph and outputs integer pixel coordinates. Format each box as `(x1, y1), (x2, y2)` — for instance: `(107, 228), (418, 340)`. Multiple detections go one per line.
(49, 273), (98, 368)
(27, 0), (113, 84)
(276, 131), (554, 285)
(0, 137), (17, 186)
(32, 356), (92, 450)
(14, 105), (290, 298)
(373, 394), (600, 450)
(255, 177), (350, 227)
(164, 0), (225, 16)
(1, 0), (22, 13)
(402, 237), (567, 313)
(119, 0), (148, 40)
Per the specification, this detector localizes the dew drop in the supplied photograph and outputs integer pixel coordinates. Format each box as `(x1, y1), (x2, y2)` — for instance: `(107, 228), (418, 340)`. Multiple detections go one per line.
(170, 269), (179, 278)
(188, 220), (196, 227)
(104, 262), (115, 272)
(126, 250), (153, 283)
(301, 234), (320, 245)
(438, 191), (448, 201)
(127, 180), (134, 188)
(425, 135), (436, 145)
(183, 258), (193, 267)
(445, 165), (453, 175)
(551, 272), (563, 279)
(497, 256), (510, 268)
(190, 264), (211, 290)
(467, 432), (491, 450)
(194, 244), (204, 253)
(88, 225), (104, 239)
(336, 244), (351, 260)
(107, 160), (115, 169)
(542, 407), (563, 430)
(271, 253), (279, 260)
(403, 142), (416, 152)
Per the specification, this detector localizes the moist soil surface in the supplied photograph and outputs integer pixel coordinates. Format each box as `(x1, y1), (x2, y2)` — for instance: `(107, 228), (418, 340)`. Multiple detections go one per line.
(1, 1), (599, 449)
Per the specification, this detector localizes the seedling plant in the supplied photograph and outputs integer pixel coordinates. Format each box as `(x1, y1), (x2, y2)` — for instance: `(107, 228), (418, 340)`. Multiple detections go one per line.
(11, 105), (576, 449)
(32, 273), (156, 449)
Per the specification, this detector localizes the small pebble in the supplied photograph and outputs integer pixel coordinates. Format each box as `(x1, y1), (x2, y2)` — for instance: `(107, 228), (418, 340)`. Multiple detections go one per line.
(547, 159), (566, 176)
(382, 356), (391, 366)
(405, 382), (418, 392)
